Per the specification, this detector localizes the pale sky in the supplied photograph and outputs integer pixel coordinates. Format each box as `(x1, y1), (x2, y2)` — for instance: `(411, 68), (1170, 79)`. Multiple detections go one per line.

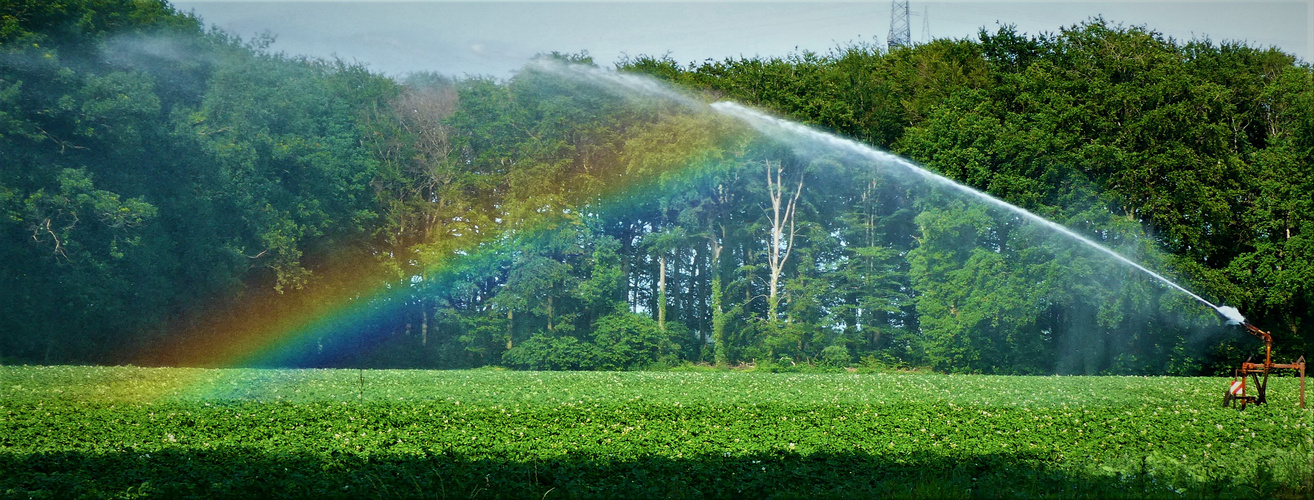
(173, 1), (1313, 78)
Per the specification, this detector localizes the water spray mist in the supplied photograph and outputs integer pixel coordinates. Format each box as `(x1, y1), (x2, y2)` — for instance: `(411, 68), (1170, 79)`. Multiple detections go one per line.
(709, 100), (1243, 324)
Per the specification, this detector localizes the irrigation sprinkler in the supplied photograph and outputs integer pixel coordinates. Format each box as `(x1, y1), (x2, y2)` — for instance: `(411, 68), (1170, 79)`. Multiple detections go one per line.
(1222, 322), (1306, 410)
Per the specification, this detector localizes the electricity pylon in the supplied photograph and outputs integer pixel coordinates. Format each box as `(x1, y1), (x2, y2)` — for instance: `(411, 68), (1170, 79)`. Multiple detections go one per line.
(887, 0), (911, 50)
(921, 6), (931, 43)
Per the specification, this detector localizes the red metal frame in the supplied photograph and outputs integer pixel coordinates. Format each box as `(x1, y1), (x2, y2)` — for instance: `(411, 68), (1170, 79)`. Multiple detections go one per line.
(1222, 323), (1305, 410)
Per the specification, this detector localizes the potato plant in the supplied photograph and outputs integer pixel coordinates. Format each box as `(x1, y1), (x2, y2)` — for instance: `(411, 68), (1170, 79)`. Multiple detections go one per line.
(2, 366), (1311, 498)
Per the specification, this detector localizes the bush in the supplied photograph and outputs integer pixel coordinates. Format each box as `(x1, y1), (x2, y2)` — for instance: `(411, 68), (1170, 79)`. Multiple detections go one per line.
(501, 334), (600, 370)
(501, 312), (682, 371)
(592, 312), (679, 370)
(819, 345), (851, 367)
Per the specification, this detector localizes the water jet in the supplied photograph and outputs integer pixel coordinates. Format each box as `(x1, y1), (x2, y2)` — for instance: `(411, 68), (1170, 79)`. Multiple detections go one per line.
(708, 100), (1306, 398)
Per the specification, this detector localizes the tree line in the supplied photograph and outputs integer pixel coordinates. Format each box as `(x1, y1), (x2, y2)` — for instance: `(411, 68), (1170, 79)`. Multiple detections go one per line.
(2, 1), (1311, 374)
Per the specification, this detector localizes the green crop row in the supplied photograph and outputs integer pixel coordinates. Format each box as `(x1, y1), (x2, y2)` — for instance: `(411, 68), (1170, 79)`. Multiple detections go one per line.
(2, 366), (1312, 498)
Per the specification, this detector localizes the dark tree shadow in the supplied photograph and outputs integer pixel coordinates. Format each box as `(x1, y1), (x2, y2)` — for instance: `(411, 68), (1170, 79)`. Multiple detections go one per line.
(2, 446), (1301, 499)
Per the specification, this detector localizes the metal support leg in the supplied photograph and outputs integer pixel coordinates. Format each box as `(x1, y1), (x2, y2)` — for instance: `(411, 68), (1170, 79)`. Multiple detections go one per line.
(1300, 357), (1306, 409)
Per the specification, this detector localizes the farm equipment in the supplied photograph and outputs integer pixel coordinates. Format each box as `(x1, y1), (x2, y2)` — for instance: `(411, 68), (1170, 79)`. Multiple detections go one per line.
(1222, 322), (1306, 410)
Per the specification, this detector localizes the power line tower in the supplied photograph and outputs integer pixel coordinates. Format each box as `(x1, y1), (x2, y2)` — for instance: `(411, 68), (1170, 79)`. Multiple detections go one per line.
(921, 6), (931, 43)
(887, 0), (911, 50)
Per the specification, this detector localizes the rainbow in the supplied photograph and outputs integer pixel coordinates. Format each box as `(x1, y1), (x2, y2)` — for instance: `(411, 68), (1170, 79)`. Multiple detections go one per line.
(132, 91), (749, 398)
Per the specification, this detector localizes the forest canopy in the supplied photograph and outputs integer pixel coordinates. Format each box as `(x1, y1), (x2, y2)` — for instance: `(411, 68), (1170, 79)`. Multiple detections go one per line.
(2, 0), (1311, 375)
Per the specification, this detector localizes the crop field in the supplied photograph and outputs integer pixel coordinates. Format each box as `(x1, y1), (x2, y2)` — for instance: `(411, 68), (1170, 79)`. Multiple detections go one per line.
(2, 366), (1312, 498)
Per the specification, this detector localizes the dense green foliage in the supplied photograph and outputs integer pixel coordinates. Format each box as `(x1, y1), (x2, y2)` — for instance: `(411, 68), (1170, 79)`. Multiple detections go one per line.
(2, 366), (1311, 498)
(1, 0), (395, 363)
(3, 1), (1312, 375)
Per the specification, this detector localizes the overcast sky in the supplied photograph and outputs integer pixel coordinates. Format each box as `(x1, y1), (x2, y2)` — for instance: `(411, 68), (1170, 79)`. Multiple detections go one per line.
(172, 1), (1313, 78)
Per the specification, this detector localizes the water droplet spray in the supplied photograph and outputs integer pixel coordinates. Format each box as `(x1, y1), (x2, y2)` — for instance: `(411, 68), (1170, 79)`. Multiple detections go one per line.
(709, 101), (1244, 325)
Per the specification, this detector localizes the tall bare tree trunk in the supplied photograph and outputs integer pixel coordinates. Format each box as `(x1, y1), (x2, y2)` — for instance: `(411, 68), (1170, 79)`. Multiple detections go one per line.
(764, 159), (803, 323)
(421, 308), (428, 346)
(658, 254), (667, 332)
(506, 309), (514, 350)
(547, 295), (554, 332)
(622, 225), (633, 311)
(712, 276), (727, 365)
(705, 229), (728, 365)
(693, 244), (706, 360)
